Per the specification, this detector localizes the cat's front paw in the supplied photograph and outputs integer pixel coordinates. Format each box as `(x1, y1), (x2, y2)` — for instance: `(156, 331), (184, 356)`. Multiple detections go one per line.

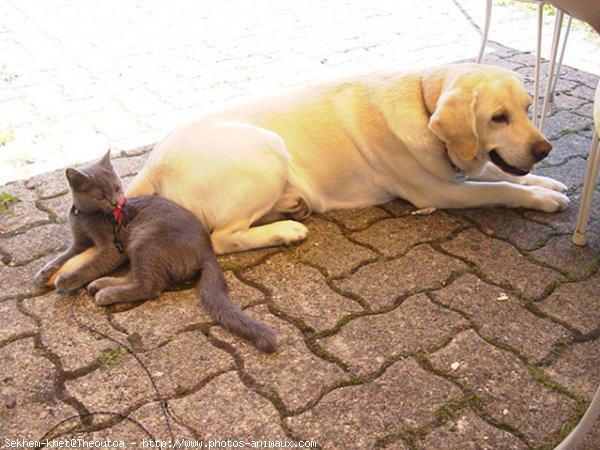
(54, 272), (83, 292)
(34, 266), (55, 287)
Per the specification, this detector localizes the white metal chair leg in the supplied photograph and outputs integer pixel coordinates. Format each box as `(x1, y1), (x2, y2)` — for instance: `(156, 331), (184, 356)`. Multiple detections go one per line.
(539, 9), (564, 131)
(573, 132), (600, 246)
(549, 15), (572, 100)
(477, 0), (493, 63)
(555, 382), (600, 449)
(532, 2), (544, 125)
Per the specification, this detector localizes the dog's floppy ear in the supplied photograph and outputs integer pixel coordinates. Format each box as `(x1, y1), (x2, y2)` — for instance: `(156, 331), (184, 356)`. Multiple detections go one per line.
(429, 88), (479, 161)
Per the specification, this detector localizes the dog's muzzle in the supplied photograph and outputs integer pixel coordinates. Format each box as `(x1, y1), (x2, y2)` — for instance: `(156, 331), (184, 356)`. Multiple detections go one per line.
(489, 140), (552, 177)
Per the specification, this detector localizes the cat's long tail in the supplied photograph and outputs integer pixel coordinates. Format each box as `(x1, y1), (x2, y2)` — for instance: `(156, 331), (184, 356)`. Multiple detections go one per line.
(197, 254), (277, 353)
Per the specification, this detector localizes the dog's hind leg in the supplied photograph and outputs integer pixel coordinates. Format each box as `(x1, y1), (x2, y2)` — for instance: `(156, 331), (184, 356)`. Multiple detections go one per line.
(212, 219), (308, 254)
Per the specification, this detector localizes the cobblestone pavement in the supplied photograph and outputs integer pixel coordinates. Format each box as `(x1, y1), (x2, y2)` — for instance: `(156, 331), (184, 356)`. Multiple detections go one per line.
(1, 1), (600, 449)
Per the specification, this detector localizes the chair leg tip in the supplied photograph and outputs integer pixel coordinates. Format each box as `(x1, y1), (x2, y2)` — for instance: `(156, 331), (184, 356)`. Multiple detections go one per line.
(572, 231), (587, 246)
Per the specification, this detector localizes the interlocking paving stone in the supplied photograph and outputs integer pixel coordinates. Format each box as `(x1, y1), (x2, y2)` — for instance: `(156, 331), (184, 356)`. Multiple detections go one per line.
(23, 168), (70, 199)
(285, 357), (461, 450)
(530, 233), (600, 277)
(37, 193), (72, 221)
(243, 253), (363, 331)
(23, 293), (127, 372)
(546, 132), (595, 166)
(319, 293), (469, 376)
(462, 208), (555, 250)
(418, 409), (527, 450)
(0, 223), (67, 265)
(169, 371), (288, 442)
(335, 244), (467, 310)
(379, 439), (411, 450)
(290, 216), (377, 278)
(441, 229), (563, 299)
(538, 273), (600, 335)
(324, 206), (388, 231)
(0, 338), (77, 441)
(538, 156), (591, 191)
(431, 274), (570, 363)
(0, 181), (50, 232)
(0, 1), (599, 446)
(65, 353), (155, 416)
(110, 271), (263, 349)
(545, 339), (600, 399)
(350, 213), (467, 257)
(0, 299), (37, 343)
(211, 305), (348, 412)
(139, 330), (235, 398)
(429, 330), (578, 447)
(1, 260), (53, 300)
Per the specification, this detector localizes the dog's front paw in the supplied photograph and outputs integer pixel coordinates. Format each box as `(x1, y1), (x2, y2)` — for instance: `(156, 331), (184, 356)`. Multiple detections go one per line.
(530, 186), (570, 212)
(54, 272), (83, 292)
(521, 174), (567, 193)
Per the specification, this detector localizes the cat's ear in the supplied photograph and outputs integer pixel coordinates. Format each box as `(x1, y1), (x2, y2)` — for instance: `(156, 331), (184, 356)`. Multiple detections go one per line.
(99, 150), (112, 168)
(66, 168), (91, 191)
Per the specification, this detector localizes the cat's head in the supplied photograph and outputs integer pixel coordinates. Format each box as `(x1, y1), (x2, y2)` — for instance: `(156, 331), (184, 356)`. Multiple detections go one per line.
(66, 150), (123, 214)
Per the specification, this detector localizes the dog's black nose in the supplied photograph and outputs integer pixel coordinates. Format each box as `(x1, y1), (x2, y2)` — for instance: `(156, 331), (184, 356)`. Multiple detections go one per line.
(532, 140), (552, 161)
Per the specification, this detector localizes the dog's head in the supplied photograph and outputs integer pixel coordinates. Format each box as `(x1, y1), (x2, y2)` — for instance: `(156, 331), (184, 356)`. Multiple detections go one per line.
(425, 64), (551, 177)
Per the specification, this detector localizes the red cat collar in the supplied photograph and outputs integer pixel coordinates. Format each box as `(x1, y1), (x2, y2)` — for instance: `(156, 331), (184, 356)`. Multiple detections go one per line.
(112, 195), (126, 224)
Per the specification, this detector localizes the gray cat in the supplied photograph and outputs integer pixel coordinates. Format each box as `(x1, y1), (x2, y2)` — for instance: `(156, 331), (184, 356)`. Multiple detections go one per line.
(34, 151), (277, 353)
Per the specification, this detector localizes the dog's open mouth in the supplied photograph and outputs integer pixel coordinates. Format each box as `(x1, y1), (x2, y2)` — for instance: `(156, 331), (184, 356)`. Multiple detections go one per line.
(489, 150), (531, 176)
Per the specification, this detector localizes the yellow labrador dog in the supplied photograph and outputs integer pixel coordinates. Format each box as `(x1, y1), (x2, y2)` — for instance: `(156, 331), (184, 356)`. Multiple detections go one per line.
(47, 63), (568, 281)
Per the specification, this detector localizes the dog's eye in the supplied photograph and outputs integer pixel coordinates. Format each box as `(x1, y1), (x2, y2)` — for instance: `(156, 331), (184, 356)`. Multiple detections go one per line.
(492, 113), (509, 124)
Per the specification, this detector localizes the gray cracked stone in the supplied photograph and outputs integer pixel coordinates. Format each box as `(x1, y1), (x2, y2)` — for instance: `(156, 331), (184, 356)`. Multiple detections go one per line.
(0, 181), (49, 232)
(429, 330), (578, 447)
(139, 330), (235, 398)
(243, 253), (363, 331)
(335, 244), (466, 310)
(538, 273), (600, 335)
(169, 371), (288, 442)
(24, 292), (127, 371)
(319, 293), (469, 376)
(441, 229), (563, 299)
(285, 357), (461, 450)
(350, 213), (466, 257)
(462, 208), (554, 250)
(431, 274), (570, 363)
(0, 299), (37, 343)
(211, 305), (348, 412)
(530, 233), (600, 277)
(419, 408), (527, 449)
(291, 216), (377, 278)
(0, 338), (77, 440)
(545, 339), (600, 399)
(111, 271), (263, 349)
(0, 223), (67, 265)
(324, 206), (388, 231)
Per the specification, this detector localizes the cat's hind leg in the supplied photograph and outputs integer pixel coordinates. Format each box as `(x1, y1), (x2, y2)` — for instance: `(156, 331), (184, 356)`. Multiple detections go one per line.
(87, 276), (128, 297)
(93, 281), (161, 306)
(92, 260), (167, 306)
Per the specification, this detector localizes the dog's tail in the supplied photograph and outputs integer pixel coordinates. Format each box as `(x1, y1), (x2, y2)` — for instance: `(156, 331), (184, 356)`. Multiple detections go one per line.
(197, 253), (277, 353)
